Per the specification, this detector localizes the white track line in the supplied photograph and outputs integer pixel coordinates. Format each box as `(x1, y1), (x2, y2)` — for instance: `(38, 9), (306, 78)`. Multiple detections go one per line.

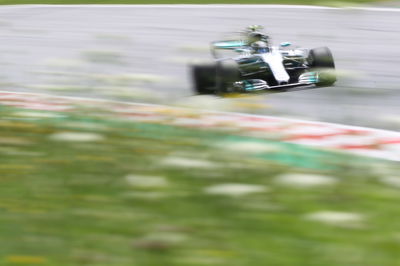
(0, 4), (398, 12)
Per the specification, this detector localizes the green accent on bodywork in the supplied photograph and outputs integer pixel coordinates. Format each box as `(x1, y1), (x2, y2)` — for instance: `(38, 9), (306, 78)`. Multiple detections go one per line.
(238, 57), (259, 64)
(303, 72), (319, 83)
(243, 80), (255, 91)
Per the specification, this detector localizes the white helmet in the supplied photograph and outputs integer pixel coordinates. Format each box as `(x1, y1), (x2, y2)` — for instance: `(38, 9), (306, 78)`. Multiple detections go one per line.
(251, 41), (270, 53)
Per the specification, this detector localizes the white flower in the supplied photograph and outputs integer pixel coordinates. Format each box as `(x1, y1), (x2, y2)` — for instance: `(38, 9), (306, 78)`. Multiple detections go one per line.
(204, 183), (267, 196)
(304, 211), (364, 226)
(49, 132), (104, 142)
(14, 111), (64, 119)
(275, 173), (337, 188)
(380, 176), (400, 188)
(125, 175), (168, 188)
(162, 157), (217, 168)
(62, 122), (109, 131)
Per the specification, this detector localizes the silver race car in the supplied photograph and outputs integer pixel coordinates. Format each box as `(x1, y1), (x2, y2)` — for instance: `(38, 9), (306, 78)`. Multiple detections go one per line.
(191, 25), (336, 94)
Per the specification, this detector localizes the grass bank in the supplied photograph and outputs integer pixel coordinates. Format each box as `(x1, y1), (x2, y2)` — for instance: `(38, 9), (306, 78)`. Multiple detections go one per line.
(1, 104), (400, 265)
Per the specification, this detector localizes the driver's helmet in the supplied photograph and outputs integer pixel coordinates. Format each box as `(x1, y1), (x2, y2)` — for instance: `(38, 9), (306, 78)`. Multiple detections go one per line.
(248, 32), (270, 44)
(251, 41), (270, 53)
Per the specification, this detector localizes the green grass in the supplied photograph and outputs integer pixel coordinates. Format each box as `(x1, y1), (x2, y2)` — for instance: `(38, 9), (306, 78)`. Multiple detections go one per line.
(0, 0), (383, 6)
(1, 104), (400, 266)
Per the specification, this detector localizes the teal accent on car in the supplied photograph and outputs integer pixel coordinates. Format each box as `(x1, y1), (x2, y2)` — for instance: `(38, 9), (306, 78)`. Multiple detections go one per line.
(309, 72), (319, 83)
(280, 42), (292, 47)
(238, 57), (259, 64)
(243, 80), (255, 91)
(213, 41), (245, 49)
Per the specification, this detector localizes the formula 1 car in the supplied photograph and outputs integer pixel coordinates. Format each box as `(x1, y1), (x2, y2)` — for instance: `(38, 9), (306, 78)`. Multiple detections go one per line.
(191, 25), (336, 94)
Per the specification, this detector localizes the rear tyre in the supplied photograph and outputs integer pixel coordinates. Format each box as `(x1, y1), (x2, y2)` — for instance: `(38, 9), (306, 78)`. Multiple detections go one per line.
(191, 64), (217, 94)
(216, 60), (241, 94)
(308, 47), (336, 86)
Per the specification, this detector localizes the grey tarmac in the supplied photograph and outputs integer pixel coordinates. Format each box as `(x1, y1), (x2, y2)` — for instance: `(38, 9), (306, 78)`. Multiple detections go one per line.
(0, 5), (399, 130)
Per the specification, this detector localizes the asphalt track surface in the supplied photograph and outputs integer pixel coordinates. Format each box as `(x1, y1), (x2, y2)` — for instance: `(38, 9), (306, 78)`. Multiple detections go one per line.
(0, 5), (399, 130)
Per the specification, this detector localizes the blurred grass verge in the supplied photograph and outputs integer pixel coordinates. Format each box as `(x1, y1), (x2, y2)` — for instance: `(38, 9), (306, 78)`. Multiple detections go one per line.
(1, 103), (400, 266)
(0, 0), (383, 6)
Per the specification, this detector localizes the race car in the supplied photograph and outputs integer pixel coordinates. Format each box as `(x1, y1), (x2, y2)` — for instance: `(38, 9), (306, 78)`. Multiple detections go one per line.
(191, 25), (336, 94)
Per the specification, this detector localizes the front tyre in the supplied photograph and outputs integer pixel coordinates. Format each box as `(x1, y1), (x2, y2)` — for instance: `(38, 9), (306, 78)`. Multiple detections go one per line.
(191, 64), (217, 94)
(308, 47), (336, 86)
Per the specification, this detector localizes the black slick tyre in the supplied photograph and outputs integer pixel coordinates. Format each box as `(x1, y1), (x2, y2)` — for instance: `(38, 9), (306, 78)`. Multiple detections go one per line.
(308, 47), (336, 86)
(191, 64), (217, 94)
(216, 60), (241, 94)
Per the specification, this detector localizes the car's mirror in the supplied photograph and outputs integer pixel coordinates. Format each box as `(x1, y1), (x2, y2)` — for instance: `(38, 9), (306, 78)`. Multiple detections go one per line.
(280, 42), (292, 47)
